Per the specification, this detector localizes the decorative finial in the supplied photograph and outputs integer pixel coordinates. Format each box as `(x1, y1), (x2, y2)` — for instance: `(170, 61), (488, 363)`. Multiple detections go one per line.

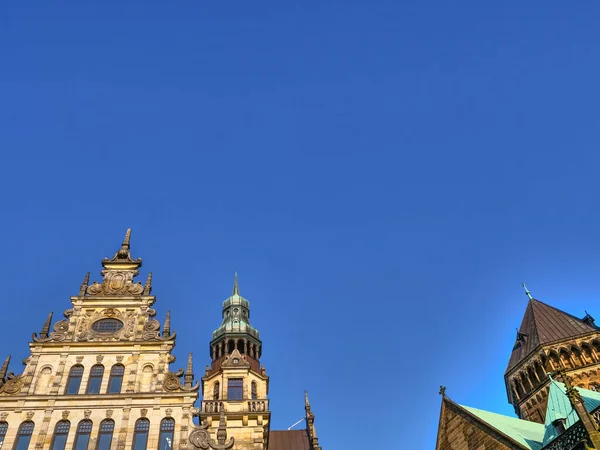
(123, 228), (131, 248)
(232, 272), (240, 295)
(184, 352), (194, 388)
(163, 311), (171, 337)
(0, 355), (11, 381)
(39, 312), (53, 339)
(215, 409), (234, 447)
(522, 282), (533, 300)
(143, 272), (153, 295)
(305, 390), (311, 408)
(439, 385), (446, 396)
(79, 272), (90, 296)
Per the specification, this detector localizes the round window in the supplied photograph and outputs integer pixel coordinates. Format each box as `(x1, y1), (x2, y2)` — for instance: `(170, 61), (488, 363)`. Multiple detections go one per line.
(91, 318), (124, 333)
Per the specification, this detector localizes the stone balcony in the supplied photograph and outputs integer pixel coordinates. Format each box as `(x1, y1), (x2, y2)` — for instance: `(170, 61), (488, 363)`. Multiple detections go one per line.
(201, 399), (269, 414)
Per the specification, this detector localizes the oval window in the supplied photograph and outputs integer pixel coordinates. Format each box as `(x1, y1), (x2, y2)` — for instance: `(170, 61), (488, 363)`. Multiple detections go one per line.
(92, 318), (124, 333)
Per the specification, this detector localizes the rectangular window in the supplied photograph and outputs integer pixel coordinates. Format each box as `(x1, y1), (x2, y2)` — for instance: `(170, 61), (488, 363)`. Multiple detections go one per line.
(228, 378), (243, 400)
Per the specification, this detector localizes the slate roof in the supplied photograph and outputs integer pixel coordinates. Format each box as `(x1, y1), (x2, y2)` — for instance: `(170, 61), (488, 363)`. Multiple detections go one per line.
(269, 430), (311, 450)
(506, 299), (598, 373)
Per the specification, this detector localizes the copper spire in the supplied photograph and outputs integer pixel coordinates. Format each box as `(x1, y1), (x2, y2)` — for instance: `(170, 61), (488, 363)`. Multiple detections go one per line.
(232, 272), (240, 295)
(184, 352), (194, 388)
(79, 272), (90, 296)
(143, 272), (153, 295)
(522, 282), (533, 300)
(39, 312), (53, 339)
(163, 311), (171, 337)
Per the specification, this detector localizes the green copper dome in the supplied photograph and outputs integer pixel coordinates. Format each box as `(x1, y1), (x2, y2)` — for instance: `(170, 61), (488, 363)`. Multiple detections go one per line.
(212, 274), (260, 340)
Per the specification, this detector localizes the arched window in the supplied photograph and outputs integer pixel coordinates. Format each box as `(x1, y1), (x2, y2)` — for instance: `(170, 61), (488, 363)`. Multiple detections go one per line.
(213, 381), (220, 400)
(132, 418), (150, 450)
(96, 419), (115, 450)
(108, 364), (125, 394)
(73, 420), (92, 450)
(251, 381), (257, 399)
(0, 421), (7, 447)
(50, 420), (70, 450)
(14, 421), (35, 450)
(86, 365), (104, 394)
(65, 365), (84, 394)
(158, 418), (175, 450)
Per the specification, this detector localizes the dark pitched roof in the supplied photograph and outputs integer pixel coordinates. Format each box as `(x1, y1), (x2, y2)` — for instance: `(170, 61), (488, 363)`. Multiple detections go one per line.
(269, 430), (311, 450)
(506, 299), (598, 373)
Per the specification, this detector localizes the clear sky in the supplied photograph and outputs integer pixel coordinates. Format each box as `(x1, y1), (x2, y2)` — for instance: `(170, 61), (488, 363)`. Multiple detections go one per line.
(2, 2), (600, 448)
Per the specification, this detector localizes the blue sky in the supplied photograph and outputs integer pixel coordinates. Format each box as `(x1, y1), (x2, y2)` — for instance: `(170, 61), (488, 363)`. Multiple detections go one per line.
(2, 2), (600, 448)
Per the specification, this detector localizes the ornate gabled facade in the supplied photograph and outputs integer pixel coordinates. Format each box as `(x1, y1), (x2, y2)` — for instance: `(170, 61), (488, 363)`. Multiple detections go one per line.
(0, 230), (323, 450)
(436, 289), (600, 450)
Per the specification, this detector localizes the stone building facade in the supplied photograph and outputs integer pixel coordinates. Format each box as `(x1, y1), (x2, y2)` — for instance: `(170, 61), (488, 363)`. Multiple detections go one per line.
(0, 230), (322, 450)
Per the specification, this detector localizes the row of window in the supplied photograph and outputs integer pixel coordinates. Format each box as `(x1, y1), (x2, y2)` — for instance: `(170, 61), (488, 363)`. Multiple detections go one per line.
(0, 418), (174, 450)
(64, 364), (125, 395)
(213, 379), (258, 400)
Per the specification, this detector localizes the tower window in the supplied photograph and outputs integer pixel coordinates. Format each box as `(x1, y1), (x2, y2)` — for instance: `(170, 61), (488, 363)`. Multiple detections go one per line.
(73, 420), (92, 450)
(133, 418), (150, 450)
(213, 381), (220, 400)
(86, 364), (104, 394)
(0, 421), (7, 447)
(50, 420), (70, 450)
(251, 381), (258, 399)
(108, 364), (125, 394)
(14, 421), (35, 450)
(158, 418), (175, 450)
(65, 364), (84, 394)
(96, 419), (114, 450)
(92, 319), (124, 333)
(552, 418), (567, 434)
(228, 378), (243, 400)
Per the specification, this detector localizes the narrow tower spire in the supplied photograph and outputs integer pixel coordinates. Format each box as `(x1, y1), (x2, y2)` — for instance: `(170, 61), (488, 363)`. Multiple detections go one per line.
(0, 355), (10, 381)
(184, 352), (194, 388)
(232, 272), (240, 295)
(304, 391), (321, 450)
(39, 312), (53, 339)
(522, 282), (533, 300)
(143, 272), (153, 295)
(163, 311), (171, 337)
(79, 272), (90, 296)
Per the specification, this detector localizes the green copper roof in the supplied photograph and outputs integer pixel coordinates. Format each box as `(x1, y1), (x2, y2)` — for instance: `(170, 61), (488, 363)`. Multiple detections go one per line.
(543, 380), (600, 446)
(461, 405), (544, 450)
(211, 275), (261, 341)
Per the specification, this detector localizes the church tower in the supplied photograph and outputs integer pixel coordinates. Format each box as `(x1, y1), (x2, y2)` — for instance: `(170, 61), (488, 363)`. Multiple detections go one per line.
(200, 275), (271, 450)
(505, 290), (600, 424)
(0, 230), (200, 450)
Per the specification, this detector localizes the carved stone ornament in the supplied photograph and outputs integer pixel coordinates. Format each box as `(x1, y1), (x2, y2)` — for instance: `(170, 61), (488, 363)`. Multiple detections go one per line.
(62, 411), (70, 419)
(221, 349), (249, 369)
(163, 372), (184, 392)
(87, 270), (144, 296)
(96, 355), (104, 363)
(26, 411), (34, 420)
(84, 410), (92, 419)
(116, 356), (124, 362)
(0, 412), (8, 420)
(189, 413), (234, 450)
(106, 409), (113, 418)
(76, 356), (84, 363)
(75, 309), (136, 342)
(140, 408), (148, 417)
(33, 318), (70, 343)
(0, 375), (23, 395)
(165, 408), (173, 417)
